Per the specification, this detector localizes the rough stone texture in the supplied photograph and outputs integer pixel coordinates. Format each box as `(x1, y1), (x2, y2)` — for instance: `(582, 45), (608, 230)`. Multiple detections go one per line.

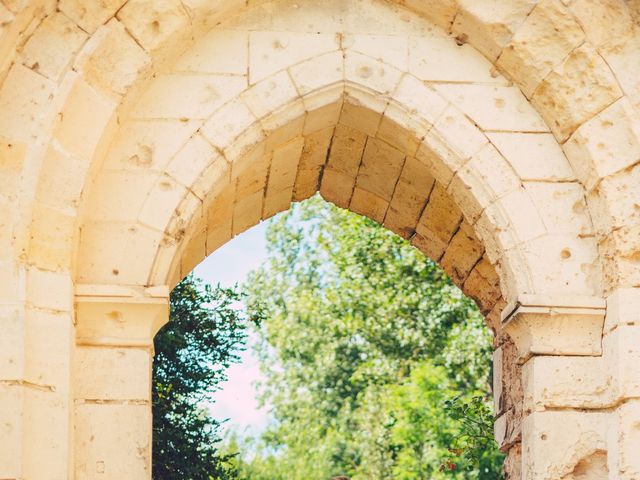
(0, 0), (639, 478)
(497, 0), (585, 98)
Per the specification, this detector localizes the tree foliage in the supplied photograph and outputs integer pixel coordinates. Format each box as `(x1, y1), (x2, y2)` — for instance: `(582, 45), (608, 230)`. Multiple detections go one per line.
(232, 196), (504, 479)
(153, 276), (256, 479)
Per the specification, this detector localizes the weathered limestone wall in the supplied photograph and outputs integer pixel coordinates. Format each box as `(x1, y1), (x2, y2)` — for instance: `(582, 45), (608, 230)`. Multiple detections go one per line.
(0, 0), (638, 478)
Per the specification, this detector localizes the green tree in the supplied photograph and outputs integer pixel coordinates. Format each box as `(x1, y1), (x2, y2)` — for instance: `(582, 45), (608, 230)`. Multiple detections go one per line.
(152, 275), (256, 479)
(234, 196), (503, 479)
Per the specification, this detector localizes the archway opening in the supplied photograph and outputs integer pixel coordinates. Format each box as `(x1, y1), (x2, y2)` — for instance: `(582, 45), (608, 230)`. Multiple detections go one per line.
(69, 1), (602, 478)
(153, 194), (506, 479)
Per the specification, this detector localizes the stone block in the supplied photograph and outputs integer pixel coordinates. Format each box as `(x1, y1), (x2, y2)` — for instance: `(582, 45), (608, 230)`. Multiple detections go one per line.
(399, 0), (457, 30)
(410, 28), (504, 82)
(391, 74), (448, 126)
(234, 148), (269, 196)
(0, 384), (22, 478)
(116, 0), (189, 52)
(28, 202), (75, 271)
(202, 98), (258, 152)
(132, 73), (247, 120)
(415, 183), (462, 261)
(463, 257), (502, 314)
(241, 69), (299, 119)
(493, 412), (508, 448)
(194, 157), (231, 206)
(376, 113), (421, 157)
(603, 325), (640, 400)
(474, 202), (517, 265)
(414, 132), (457, 188)
(206, 217), (232, 256)
(85, 171), (158, 223)
(496, 0), (584, 97)
(74, 19), (151, 96)
(293, 126), (333, 200)
(600, 224), (640, 291)
(517, 233), (600, 296)
(250, 30), (338, 84)
(563, 97), (640, 190)
(205, 189), (234, 254)
(354, 138), (405, 201)
(384, 156), (434, 238)
(233, 189), (263, 236)
(59, 0), (127, 33)
(521, 410), (607, 480)
(23, 308), (73, 391)
(102, 119), (199, 171)
(75, 403), (151, 479)
(176, 29), (248, 74)
(610, 400), (640, 478)
(423, 104), (488, 168)
(75, 290), (168, 346)
(263, 189), (293, 220)
(449, 143), (520, 223)
(600, 34), (640, 111)
(493, 187), (547, 246)
(261, 102), (306, 146)
(488, 132), (574, 181)
(26, 267), (72, 313)
(522, 355), (608, 411)
(0, 260), (25, 304)
(166, 133), (218, 190)
(181, 0), (245, 31)
(77, 222), (164, 285)
(350, 187), (388, 223)
(569, 0), (634, 48)
(440, 222), (484, 285)
(344, 50), (402, 94)
(452, 0), (537, 61)
(303, 101), (341, 135)
(75, 346), (151, 401)
(302, 83), (344, 113)
(340, 95), (383, 137)
(532, 44), (623, 142)
(493, 346), (504, 414)
(524, 181), (592, 235)
(345, 33), (407, 71)
(264, 137), (304, 218)
(604, 288), (640, 333)
(290, 50), (343, 98)
(35, 144), (87, 211)
(0, 137), (24, 191)
(502, 299), (605, 359)
(19, 387), (72, 479)
(0, 305), (23, 380)
(325, 123), (367, 177)
(54, 74), (118, 162)
(320, 168), (357, 209)
(0, 62), (54, 143)
(433, 83), (548, 132)
(19, 11), (87, 81)
(139, 175), (189, 232)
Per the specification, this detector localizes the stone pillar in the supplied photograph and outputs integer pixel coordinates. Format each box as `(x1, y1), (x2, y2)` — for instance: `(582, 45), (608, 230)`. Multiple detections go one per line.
(496, 295), (609, 480)
(74, 285), (169, 480)
(604, 288), (640, 479)
(0, 265), (75, 480)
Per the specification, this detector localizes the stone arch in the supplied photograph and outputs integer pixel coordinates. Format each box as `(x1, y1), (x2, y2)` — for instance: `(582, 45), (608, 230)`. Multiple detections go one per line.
(72, 7), (599, 311)
(0, 0), (639, 479)
(2, 0), (635, 299)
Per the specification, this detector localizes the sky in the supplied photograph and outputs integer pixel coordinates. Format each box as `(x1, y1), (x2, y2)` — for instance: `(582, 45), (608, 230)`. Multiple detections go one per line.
(193, 221), (272, 438)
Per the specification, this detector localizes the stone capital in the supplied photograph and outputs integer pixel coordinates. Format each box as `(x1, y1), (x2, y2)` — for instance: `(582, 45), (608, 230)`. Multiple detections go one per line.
(501, 294), (605, 361)
(74, 284), (169, 347)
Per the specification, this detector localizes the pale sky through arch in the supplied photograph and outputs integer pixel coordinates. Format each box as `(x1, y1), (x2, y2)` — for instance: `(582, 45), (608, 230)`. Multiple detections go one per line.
(194, 221), (272, 438)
